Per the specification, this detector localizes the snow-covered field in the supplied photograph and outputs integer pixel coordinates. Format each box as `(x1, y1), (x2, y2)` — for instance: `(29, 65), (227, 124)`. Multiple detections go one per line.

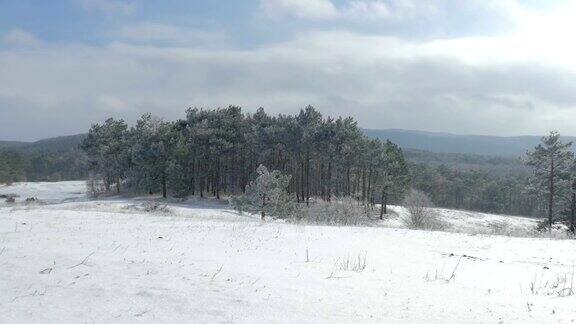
(1, 181), (576, 323)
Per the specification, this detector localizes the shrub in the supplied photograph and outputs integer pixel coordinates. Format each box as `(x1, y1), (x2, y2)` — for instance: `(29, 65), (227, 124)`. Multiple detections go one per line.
(335, 252), (368, 272)
(529, 270), (575, 297)
(142, 201), (171, 214)
(293, 197), (372, 226)
(402, 189), (446, 230)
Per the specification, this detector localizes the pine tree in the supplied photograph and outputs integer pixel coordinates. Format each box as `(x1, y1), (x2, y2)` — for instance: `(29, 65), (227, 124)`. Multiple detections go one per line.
(374, 140), (410, 219)
(129, 114), (178, 198)
(526, 131), (574, 229)
(82, 106), (411, 212)
(81, 118), (130, 193)
(232, 165), (295, 221)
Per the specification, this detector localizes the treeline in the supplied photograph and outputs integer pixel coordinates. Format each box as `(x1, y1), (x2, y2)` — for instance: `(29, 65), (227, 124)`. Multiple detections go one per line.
(0, 149), (25, 184)
(0, 148), (87, 183)
(81, 106), (410, 212)
(410, 164), (537, 217)
(404, 149), (527, 176)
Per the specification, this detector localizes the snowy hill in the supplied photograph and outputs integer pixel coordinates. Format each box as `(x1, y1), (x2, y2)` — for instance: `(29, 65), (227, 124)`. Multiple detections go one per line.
(1, 181), (575, 323)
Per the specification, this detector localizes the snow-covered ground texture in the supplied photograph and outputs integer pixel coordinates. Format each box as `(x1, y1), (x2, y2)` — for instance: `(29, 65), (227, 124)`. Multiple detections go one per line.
(386, 205), (542, 237)
(1, 181), (576, 323)
(0, 181), (87, 205)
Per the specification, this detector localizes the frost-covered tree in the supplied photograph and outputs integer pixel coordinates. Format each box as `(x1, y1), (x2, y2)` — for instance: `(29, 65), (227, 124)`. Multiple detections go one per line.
(83, 106), (411, 207)
(129, 114), (179, 198)
(372, 140), (410, 219)
(81, 118), (130, 193)
(525, 131), (574, 229)
(232, 165), (295, 220)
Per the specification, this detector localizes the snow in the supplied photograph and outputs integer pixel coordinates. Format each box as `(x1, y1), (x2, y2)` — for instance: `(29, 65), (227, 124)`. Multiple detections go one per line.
(0, 181), (87, 205)
(1, 181), (576, 323)
(386, 206), (541, 237)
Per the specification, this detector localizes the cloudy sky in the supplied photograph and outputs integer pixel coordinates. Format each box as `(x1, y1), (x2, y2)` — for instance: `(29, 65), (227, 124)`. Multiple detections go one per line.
(1, 0), (576, 140)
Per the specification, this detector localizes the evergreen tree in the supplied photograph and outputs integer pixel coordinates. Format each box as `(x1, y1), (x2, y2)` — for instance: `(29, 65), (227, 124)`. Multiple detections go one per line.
(525, 131), (574, 229)
(81, 118), (130, 192)
(375, 140), (410, 219)
(130, 114), (178, 198)
(81, 106), (412, 220)
(232, 165), (295, 220)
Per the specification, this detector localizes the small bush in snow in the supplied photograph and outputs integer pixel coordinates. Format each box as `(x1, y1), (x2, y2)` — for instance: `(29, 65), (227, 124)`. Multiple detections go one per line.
(142, 201), (172, 214)
(529, 270), (575, 297)
(402, 190), (446, 230)
(293, 197), (371, 226)
(335, 252), (368, 272)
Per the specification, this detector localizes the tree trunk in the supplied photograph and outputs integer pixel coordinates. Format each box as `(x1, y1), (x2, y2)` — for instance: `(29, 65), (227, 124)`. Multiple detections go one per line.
(367, 168), (372, 204)
(571, 180), (576, 234)
(327, 161), (332, 202)
(215, 158), (220, 200)
(380, 188), (387, 220)
(162, 172), (167, 198)
(361, 169), (366, 203)
(346, 167), (351, 196)
(380, 189), (385, 220)
(548, 158), (555, 230)
(261, 193), (266, 221)
(300, 161), (305, 205)
(305, 155), (310, 207)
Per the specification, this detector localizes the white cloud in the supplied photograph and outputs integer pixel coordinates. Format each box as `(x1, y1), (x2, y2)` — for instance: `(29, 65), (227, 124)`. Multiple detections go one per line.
(340, 0), (440, 21)
(343, 1), (393, 20)
(78, 0), (136, 15)
(259, 0), (525, 25)
(260, 0), (337, 19)
(2, 1), (576, 140)
(115, 23), (228, 47)
(3, 29), (42, 47)
(3, 27), (576, 140)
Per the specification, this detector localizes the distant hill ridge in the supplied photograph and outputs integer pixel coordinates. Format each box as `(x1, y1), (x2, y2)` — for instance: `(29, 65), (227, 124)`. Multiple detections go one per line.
(0, 129), (572, 157)
(0, 134), (87, 153)
(363, 129), (576, 156)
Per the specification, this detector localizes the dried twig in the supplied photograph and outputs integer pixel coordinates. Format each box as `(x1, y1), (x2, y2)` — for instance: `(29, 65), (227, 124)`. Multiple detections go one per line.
(447, 256), (463, 282)
(134, 309), (150, 317)
(211, 265), (223, 281)
(324, 271), (351, 280)
(68, 252), (95, 269)
(11, 286), (47, 302)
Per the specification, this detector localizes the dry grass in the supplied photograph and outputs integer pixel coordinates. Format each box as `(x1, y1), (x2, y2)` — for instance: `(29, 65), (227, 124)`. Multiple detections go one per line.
(529, 269), (575, 297)
(334, 252), (368, 272)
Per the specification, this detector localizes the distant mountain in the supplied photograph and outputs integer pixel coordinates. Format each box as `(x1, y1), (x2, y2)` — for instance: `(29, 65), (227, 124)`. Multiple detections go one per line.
(363, 129), (574, 156)
(0, 141), (28, 149)
(0, 134), (87, 154)
(0, 134), (88, 182)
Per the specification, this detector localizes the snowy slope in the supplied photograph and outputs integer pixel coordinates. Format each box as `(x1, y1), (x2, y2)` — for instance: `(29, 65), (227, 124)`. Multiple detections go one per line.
(1, 182), (575, 323)
(0, 181), (86, 205)
(387, 205), (540, 237)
